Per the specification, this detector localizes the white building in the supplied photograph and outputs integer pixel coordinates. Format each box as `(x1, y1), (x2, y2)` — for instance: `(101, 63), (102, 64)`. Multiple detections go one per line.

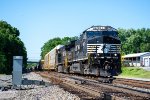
(122, 52), (150, 67)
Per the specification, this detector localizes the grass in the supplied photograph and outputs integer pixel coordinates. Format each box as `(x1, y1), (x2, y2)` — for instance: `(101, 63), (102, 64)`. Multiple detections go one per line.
(119, 67), (150, 79)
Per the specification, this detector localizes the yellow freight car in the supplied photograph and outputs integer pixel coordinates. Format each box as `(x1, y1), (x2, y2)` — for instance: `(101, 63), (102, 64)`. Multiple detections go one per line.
(43, 45), (64, 70)
(43, 52), (50, 70)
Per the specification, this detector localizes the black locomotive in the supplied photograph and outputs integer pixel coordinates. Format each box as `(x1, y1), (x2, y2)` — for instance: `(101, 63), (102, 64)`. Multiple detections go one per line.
(55, 26), (121, 77)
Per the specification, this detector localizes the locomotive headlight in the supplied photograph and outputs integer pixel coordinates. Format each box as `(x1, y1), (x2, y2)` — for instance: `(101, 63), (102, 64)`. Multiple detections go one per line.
(114, 54), (117, 56)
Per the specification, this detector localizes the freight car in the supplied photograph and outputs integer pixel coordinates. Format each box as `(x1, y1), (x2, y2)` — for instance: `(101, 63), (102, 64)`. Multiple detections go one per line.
(38, 60), (44, 71)
(44, 26), (121, 77)
(43, 45), (63, 70)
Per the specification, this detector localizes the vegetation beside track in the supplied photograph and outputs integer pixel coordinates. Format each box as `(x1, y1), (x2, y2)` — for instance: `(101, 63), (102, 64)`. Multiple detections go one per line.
(27, 63), (37, 68)
(0, 20), (27, 74)
(119, 67), (150, 78)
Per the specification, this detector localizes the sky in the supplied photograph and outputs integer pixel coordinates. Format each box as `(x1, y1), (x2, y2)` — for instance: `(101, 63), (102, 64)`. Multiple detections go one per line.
(0, 0), (150, 61)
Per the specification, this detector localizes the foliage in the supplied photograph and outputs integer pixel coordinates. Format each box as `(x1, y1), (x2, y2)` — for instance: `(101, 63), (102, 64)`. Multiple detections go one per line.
(118, 28), (150, 54)
(27, 63), (37, 69)
(0, 52), (6, 73)
(41, 36), (77, 59)
(0, 20), (27, 74)
(120, 67), (150, 78)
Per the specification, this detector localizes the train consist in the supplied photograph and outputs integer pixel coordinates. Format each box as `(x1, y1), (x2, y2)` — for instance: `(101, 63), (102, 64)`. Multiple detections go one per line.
(43, 26), (121, 77)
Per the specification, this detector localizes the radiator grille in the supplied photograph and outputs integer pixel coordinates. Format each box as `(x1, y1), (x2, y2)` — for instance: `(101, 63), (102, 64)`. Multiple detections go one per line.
(87, 44), (121, 53)
(87, 44), (103, 53)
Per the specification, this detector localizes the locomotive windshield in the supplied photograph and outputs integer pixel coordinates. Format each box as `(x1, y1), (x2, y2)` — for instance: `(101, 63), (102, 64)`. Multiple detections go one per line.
(87, 31), (118, 38)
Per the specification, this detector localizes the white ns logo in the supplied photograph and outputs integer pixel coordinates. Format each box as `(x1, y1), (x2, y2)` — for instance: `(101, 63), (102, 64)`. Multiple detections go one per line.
(97, 45), (103, 53)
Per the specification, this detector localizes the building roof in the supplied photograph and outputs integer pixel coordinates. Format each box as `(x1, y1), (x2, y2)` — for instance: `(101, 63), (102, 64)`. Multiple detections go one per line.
(122, 52), (150, 58)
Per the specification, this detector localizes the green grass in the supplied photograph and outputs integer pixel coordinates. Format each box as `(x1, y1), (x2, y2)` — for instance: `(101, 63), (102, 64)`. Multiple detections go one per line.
(119, 67), (150, 79)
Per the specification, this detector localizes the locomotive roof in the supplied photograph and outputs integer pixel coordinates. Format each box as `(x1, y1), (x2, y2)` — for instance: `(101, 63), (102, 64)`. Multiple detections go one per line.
(47, 45), (64, 53)
(84, 26), (117, 32)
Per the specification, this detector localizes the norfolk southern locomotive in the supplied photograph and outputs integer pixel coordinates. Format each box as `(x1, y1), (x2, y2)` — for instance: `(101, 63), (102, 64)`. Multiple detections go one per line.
(43, 26), (121, 77)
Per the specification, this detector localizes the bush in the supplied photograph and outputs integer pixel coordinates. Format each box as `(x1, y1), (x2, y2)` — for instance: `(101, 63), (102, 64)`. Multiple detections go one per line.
(0, 52), (6, 73)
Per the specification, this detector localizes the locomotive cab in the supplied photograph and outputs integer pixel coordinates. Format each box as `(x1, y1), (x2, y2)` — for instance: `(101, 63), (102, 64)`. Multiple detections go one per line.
(85, 26), (121, 77)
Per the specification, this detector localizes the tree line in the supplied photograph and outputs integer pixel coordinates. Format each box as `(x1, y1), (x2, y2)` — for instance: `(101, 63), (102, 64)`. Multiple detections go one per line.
(41, 37), (77, 59)
(41, 28), (150, 59)
(0, 21), (27, 74)
(118, 28), (150, 55)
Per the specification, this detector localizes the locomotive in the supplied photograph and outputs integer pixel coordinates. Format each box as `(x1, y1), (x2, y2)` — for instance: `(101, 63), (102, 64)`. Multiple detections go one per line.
(43, 26), (121, 77)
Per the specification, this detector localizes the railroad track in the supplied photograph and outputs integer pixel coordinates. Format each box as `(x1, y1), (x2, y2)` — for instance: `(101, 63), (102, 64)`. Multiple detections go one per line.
(113, 78), (150, 89)
(86, 81), (150, 98)
(37, 72), (101, 99)
(38, 71), (150, 100)
(68, 75), (150, 99)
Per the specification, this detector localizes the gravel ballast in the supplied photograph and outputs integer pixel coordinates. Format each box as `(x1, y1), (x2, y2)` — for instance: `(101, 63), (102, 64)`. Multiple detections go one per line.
(0, 72), (80, 100)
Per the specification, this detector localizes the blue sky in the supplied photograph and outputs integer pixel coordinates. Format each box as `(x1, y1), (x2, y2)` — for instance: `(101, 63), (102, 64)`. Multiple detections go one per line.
(0, 0), (150, 61)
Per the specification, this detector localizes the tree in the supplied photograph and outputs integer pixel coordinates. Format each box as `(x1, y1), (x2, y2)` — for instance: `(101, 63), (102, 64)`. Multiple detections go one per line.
(0, 20), (27, 74)
(0, 52), (6, 73)
(41, 36), (77, 59)
(118, 28), (150, 54)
